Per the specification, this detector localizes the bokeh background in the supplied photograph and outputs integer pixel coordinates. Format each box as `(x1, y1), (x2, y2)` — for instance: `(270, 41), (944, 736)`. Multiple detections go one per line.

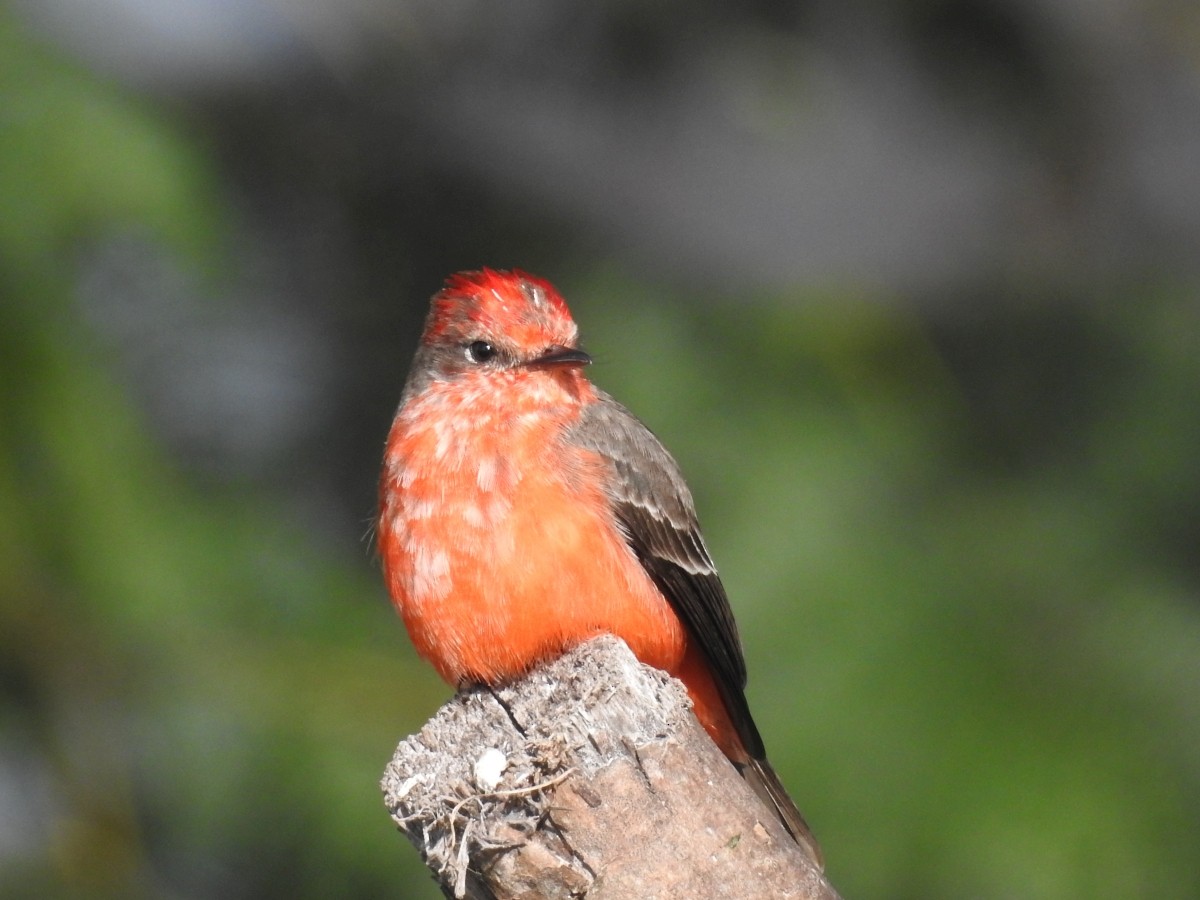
(3, 1), (1200, 897)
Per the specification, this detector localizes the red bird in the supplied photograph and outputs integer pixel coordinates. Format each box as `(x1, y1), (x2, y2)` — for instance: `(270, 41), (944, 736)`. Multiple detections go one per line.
(378, 269), (821, 865)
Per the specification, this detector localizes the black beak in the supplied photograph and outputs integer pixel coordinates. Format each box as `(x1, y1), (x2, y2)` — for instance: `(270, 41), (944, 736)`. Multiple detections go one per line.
(525, 346), (592, 369)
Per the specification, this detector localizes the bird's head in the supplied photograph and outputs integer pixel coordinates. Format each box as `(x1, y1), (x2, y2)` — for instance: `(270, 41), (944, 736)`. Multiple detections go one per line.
(412, 269), (592, 387)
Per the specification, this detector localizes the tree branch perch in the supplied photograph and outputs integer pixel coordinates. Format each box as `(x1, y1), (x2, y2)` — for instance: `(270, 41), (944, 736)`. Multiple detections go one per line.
(382, 635), (840, 899)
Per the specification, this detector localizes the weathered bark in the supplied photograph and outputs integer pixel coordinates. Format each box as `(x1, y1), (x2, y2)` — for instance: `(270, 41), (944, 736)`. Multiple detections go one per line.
(382, 635), (840, 899)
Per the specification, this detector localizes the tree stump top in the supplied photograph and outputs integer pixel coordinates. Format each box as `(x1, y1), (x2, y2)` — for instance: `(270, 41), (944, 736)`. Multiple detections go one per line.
(382, 635), (839, 899)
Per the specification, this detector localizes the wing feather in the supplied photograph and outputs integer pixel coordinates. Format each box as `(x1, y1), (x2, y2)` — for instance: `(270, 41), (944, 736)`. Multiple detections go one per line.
(568, 391), (824, 866)
(567, 392), (763, 758)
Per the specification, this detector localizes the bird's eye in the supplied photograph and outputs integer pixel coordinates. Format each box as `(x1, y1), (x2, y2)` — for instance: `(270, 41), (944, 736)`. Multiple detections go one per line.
(466, 340), (498, 364)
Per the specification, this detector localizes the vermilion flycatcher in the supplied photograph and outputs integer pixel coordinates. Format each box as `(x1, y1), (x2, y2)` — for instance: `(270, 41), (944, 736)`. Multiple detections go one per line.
(378, 269), (821, 866)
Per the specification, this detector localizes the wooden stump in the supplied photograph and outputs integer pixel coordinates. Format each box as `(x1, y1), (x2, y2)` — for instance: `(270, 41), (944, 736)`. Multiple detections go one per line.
(382, 635), (839, 899)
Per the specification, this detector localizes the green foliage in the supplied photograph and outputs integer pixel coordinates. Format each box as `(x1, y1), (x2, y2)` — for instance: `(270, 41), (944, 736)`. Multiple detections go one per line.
(0, 17), (219, 273)
(0, 15), (439, 899)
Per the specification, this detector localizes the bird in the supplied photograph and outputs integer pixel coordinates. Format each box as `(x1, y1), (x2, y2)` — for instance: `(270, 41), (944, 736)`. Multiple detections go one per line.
(378, 268), (821, 866)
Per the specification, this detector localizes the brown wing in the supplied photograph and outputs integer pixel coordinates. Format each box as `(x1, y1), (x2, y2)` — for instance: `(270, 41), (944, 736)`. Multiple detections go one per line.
(567, 391), (825, 867)
(566, 391), (763, 758)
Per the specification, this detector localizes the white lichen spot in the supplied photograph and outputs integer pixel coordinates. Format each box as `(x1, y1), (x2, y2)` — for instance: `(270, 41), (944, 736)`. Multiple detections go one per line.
(473, 748), (507, 791)
(394, 774), (424, 799)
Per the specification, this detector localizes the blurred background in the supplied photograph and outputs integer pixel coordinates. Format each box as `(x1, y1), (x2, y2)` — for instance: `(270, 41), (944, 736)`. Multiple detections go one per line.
(2, 0), (1199, 897)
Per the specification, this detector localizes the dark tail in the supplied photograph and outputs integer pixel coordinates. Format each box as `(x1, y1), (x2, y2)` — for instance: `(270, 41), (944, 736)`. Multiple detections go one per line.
(739, 756), (824, 870)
